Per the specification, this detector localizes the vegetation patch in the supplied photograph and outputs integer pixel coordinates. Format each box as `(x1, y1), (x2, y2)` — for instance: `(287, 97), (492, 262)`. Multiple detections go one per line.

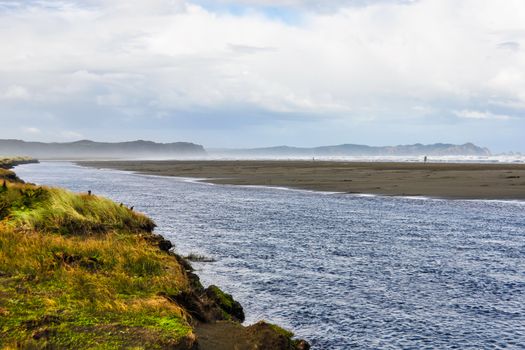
(0, 156), (38, 169)
(206, 285), (245, 322)
(0, 159), (310, 349)
(0, 172), (196, 348)
(1, 183), (155, 234)
(184, 253), (216, 262)
(268, 323), (294, 339)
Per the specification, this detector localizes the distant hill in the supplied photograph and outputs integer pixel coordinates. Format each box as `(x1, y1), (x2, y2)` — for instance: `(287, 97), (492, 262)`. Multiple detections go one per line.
(215, 143), (491, 157)
(0, 139), (206, 159)
(1, 140), (491, 159)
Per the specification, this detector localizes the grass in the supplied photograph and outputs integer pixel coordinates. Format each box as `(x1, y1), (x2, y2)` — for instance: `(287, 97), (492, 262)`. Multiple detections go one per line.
(268, 323), (294, 339)
(1, 156), (38, 184)
(184, 253), (216, 262)
(2, 183), (155, 235)
(0, 173), (196, 348)
(0, 156), (36, 169)
(206, 285), (245, 322)
(0, 158), (307, 349)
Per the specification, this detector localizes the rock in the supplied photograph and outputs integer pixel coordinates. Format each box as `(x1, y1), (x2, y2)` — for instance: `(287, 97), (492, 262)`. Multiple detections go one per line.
(158, 238), (173, 252)
(195, 320), (310, 350)
(294, 339), (311, 350)
(146, 233), (173, 252)
(245, 321), (311, 350)
(205, 285), (245, 322)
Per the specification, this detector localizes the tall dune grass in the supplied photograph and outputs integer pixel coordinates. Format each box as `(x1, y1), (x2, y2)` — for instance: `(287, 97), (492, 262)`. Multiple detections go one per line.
(0, 178), (196, 348)
(2, 183), (155, 234)
(0, 156), (36, 168)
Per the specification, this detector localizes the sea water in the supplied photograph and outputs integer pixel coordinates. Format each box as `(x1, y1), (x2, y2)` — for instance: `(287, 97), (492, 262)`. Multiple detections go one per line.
(15, 162), (525, 349)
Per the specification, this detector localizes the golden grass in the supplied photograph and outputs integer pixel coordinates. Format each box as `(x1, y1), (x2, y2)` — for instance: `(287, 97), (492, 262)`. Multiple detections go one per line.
(0, 156), (35, 167)
(2, 182), (155, 235)
(0, 177), (195, 348)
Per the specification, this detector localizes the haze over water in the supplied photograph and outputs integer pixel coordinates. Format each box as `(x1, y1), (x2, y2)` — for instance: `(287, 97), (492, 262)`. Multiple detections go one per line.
(16, 162), (525, 349)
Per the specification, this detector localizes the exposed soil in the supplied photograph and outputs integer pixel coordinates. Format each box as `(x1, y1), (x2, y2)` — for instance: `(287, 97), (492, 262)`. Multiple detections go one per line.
(195, 321), (309, 350)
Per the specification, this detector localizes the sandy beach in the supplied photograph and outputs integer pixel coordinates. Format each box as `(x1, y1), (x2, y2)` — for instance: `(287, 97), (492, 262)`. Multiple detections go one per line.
(78, 160), (525, 200)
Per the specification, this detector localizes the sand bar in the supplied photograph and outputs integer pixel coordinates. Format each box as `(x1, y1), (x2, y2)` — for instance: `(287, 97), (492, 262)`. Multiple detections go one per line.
(78, 160), (525, 200)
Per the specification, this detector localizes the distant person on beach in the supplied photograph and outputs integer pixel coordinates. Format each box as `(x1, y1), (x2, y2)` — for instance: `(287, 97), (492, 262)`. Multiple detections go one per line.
(424, 156), (428, 163)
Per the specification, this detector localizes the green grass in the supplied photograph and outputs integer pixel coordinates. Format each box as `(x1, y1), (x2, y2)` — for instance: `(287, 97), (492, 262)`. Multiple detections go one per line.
(268, 323), (294, 338)
(1, 183), (155, 234)
(206, 285), (233, 310)
(0, 160), (307, 349)
(0, 176), (195, 348)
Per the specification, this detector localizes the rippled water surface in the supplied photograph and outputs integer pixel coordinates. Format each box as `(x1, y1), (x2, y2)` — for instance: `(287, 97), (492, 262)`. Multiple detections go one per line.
(15, 162), (525, 349)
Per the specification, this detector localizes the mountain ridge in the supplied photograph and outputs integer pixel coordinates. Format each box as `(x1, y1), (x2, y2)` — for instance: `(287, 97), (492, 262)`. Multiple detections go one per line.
(0, 139), (206, 159)
(0, 140), (491, 159)
(214, 142), (491, 157)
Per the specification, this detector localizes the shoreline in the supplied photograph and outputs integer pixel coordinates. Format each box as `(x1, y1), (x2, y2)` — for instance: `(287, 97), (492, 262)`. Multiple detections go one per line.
(77, 160), (525, 200)
(1, 158), (309, 349)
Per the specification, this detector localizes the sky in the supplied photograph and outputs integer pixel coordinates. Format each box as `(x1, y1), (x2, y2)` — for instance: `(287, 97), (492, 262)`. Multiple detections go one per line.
(1, 0), (524, 152)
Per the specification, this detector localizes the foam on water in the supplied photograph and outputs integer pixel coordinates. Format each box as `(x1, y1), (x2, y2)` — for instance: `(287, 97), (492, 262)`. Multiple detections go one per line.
(203, 154), (525, 164)
(15, 162), (525, 349)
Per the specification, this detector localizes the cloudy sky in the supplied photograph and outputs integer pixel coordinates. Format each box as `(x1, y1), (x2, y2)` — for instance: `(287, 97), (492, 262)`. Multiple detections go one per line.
(1, 0), (524, 152)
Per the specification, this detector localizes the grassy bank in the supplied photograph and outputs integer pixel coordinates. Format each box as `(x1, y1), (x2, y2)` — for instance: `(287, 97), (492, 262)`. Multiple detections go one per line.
(0, 159), (308, 349)
(0, 156), (38, 167)
(0, 180), (195, 348)
(1, 156), (38, 184)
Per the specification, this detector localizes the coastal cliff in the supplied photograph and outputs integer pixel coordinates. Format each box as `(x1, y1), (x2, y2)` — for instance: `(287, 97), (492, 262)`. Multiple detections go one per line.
(0, 159), (309, 349)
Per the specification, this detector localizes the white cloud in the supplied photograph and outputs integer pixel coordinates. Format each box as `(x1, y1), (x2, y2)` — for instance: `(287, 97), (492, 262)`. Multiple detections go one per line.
(454, 110), (514, 121)
(0, 0), (525, 150)
(195, 0), (416, 12)
(60, 130), (84, 139)
(497, 41), (520, 52)
(1, 0), (523, 115)
(96, 93), (127, 107)
(22, 127), (41, 134)
(2, 85), (31, 100)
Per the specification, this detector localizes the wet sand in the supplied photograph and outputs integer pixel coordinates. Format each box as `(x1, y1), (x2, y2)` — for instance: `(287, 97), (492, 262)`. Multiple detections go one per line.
(78, 160), (525, 200)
